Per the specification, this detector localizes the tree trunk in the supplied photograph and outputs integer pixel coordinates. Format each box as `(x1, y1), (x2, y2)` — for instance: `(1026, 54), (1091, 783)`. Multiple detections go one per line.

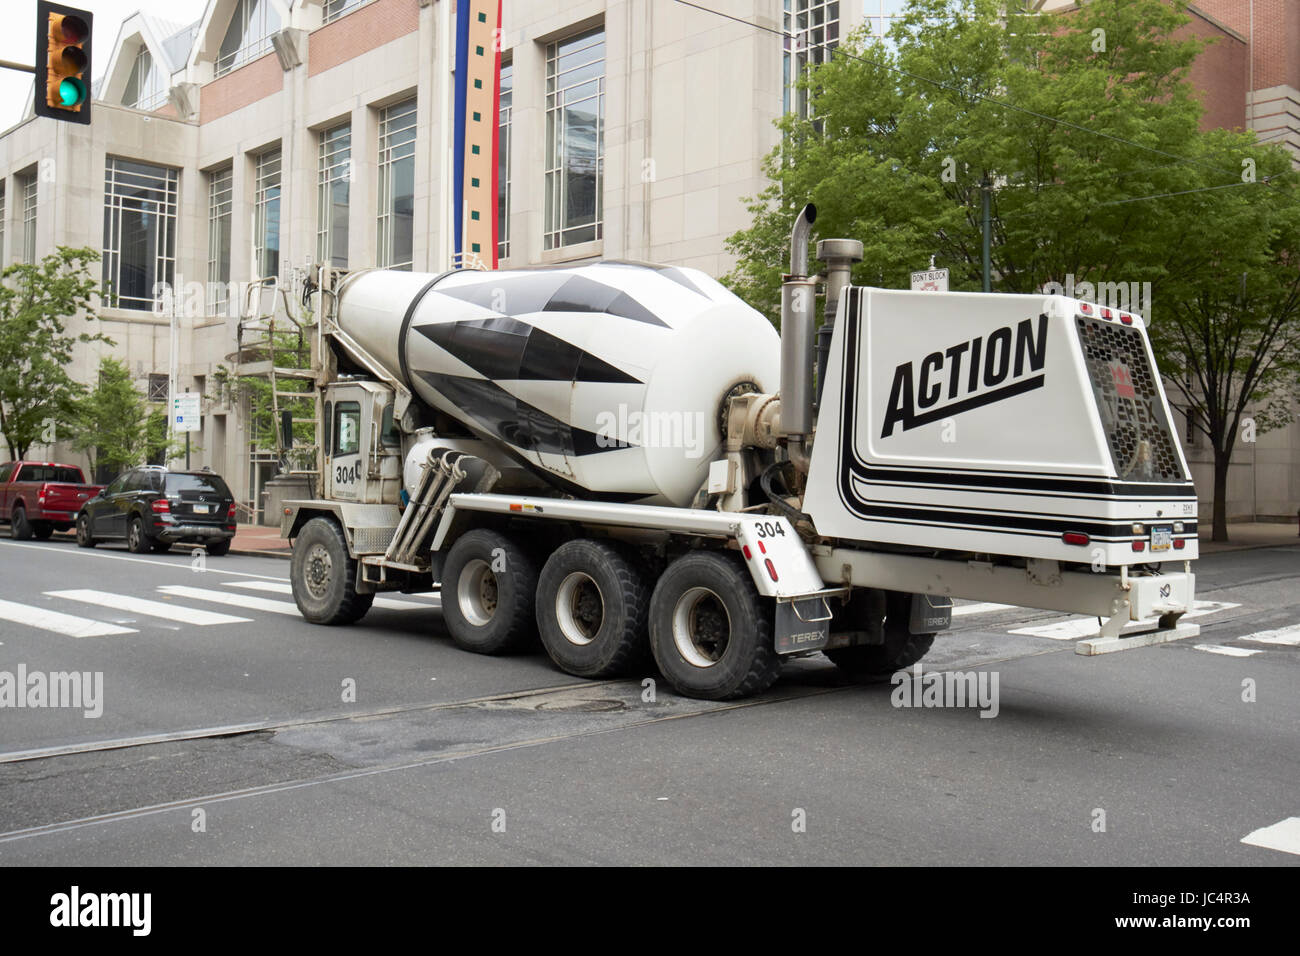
(1212, 449), (1231, 542)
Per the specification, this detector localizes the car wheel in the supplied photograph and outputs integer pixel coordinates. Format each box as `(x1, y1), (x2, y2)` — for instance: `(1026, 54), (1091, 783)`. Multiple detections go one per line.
(76, 513), (96, 548)
(289, 517), (371, 624)
(31, 521), (53, 540)
(126, 516), (152, 554)
(9, 506), (32, 540)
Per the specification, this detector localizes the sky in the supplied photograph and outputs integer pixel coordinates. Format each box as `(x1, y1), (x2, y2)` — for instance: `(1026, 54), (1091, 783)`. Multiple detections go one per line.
(0, 0), (209, 133)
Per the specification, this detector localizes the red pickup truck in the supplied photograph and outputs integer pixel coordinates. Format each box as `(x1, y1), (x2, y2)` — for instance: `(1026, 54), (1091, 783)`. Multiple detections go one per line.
(0, 461), (104, 540)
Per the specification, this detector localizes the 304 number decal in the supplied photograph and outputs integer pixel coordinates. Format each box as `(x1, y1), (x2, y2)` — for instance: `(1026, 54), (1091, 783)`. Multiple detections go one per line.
(335, 462), (360, 485)
(753, 521), (786, 538)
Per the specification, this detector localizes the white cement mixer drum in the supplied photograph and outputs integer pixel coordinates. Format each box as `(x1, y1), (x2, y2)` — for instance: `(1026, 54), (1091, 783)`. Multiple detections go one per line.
(337, 262), (780, 506)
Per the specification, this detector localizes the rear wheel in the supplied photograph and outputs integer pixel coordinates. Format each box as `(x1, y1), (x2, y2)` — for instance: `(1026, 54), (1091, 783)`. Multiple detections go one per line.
(648, 551), (781, 701)
(536, 539), (651, 678)
(825, 590), (935, 678)
(152, 539), (173, 553)
(126, 516), (152, 554)
(31, 521), (53, 540)
(9, 507), (32, 541)
(441, 529), (538, 654)
(75, 513), (96, 548)
(291, 517), (373, 624)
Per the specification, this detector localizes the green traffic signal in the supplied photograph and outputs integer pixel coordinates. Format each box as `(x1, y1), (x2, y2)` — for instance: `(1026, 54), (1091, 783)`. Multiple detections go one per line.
(58, 77), (85, 106)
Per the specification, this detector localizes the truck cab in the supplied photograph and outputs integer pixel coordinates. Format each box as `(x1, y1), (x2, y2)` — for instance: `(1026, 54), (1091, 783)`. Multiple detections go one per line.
(322, 380), (403, 505)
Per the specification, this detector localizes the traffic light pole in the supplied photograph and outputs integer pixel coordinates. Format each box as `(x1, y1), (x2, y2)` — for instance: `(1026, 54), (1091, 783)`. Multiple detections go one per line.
(0, 60), (36, 74)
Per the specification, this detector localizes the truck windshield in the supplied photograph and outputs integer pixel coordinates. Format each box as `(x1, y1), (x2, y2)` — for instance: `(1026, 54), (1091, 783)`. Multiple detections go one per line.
(18, 465), (83, 483)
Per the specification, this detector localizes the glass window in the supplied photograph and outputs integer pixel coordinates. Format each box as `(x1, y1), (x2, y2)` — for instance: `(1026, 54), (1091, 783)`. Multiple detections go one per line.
(216, 0), (280, 77)
(124, 46), (167, 111)
(102, 157), (179, 311)
(207, 167), (233, 315)
(254, 147), (281, 279)
(323, 0), (371, 24)
(380, 404), (400, 447)
(19, 465), (85, 483)
(0, 464), (13, 484)
(377, 99), (417, 270)
(20, 173), (37, 264)
(323, 401), (333, 456)
(317, 124), (351, 268)
(166, 473), (232, 496)
(334, 402), (361, 456)
(105, 474), (129, 496)
(544, 28), (605, 250)
(783, 1), (840, 119)
(498, 62), (512, 261)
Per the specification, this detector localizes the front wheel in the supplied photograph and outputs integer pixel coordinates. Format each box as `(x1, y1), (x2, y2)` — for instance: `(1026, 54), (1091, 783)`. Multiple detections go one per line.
(76, 513), (96, 548)
(290, 517), (373, 624)
(648, 551), (781, 701)
(441, 529), (538, 654)
(126, 516), (152, 554)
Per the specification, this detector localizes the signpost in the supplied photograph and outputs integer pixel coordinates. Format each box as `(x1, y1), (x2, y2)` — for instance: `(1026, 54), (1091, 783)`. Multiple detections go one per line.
(911, 268), (950, 292)
(171, 391), (200, 469)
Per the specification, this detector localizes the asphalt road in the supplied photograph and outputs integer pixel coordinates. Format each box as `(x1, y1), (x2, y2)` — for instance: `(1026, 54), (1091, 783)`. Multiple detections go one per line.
(0, 532), (1296, 865)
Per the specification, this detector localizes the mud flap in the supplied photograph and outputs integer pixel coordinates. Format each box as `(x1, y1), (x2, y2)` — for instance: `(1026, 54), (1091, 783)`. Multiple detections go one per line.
(910, 593), (953, 633)
(774, 594), (835, 654)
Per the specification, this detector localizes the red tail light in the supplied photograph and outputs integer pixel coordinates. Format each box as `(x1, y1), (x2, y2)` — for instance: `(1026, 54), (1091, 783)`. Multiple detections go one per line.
(1078, 302), (1093, 314)
(1062, 532), (1090, 546)
(764, 558), (779, 582)
(1173, 539), (1186, 550)
(1120, 314), (1134, 325)
(1132, 540), (1145, 552)
(151, 499), (170, 514)
(227, 503), (237, 519)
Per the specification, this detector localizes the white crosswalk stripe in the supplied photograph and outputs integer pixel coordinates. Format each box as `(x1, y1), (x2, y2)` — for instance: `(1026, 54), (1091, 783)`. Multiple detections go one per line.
(1237, 624), (1300, 646)
(155, 585), (301, 616)
(1241, 817), (1300, 857)
(45, 589), (252, 626)
(951, 602), (1014, 617)
(1192, 644), (1261, 658)
(0, 598), (136, 638)
(224, 579), (440, 610)
(1010, 600), (1241, 640)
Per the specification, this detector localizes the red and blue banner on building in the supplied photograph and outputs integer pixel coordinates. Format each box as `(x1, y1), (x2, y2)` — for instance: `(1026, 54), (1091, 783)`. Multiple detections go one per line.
(452, 0), (503, 269)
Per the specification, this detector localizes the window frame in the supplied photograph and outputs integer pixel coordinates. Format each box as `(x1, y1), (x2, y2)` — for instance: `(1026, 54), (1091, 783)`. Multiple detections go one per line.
(253, 147), (282, 280)
(317, 123), (352, 268)
(376, 99), (417, 271)
(101, 157), (179, 311)
(207, 166), (233, 316)
(544, 28), (606, 251)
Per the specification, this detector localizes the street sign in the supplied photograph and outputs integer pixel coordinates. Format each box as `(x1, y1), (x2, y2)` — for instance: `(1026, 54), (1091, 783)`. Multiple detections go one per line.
(911, 268), (949, 292)
(171, 392), (201, 433)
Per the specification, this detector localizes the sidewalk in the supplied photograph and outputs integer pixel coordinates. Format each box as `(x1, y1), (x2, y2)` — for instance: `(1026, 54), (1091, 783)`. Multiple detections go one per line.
(1198, 521), (1300, 554)
(230, 523), (293, 559)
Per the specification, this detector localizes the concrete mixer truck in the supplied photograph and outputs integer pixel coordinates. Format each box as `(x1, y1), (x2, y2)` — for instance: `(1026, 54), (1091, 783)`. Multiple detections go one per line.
(278, 205), (1200, 700)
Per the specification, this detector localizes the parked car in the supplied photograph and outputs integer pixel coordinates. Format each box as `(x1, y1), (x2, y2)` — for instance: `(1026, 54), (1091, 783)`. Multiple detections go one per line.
(76, 466), (237, 555)
(0, 461), (104, 540)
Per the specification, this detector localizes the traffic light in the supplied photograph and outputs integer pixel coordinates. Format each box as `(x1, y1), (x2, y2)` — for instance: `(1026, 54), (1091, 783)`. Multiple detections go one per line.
(34, 1), (92, 124)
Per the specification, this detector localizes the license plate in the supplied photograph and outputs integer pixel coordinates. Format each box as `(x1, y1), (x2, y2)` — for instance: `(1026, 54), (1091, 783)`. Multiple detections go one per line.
(193, 503), (211, 514)
(1150, 525), (1172, 552)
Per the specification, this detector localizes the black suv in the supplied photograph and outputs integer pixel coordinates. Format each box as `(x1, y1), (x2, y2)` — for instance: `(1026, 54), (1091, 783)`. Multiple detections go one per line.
(76, 466), (236, 555)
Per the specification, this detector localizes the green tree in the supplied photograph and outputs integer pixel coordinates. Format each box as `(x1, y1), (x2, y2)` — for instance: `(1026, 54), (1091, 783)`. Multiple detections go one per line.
(0, 247), (108, 459)
(69, 357), (148, 478)
(724, 0), (1300, 540)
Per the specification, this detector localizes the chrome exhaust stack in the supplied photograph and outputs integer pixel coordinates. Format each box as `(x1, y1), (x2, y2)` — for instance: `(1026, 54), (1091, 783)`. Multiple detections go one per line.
(781, 204), (818, 472)
(814, 237), (863, 405)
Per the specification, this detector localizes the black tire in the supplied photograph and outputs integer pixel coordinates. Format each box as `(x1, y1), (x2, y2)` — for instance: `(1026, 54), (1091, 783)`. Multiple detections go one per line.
(441, 528), (538, 654)
(152, 539), (173, 553)
(31, 521), (53, 540)
(75, 512), (96, 548)
(127, 515), (155, 554)
(825, 590), (935, 678)
(648, 551), (782, 701)
(205, 540), (230, 556)
(535, 539), (651, 678)
(9, 506), (32, 541)
(290, 516), (373, 624)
